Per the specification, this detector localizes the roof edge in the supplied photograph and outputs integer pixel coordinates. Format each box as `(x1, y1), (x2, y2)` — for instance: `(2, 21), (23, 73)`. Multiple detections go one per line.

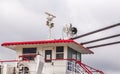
(1, 39), (93, 54)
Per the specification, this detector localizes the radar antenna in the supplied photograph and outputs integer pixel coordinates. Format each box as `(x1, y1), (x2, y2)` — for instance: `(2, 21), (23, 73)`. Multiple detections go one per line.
(45, 12), (56, 39)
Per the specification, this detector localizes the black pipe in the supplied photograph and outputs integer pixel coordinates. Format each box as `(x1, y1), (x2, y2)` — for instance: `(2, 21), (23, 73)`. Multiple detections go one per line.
(71, 23), (120, 40)
(86, 41), (120, 49)
(81, 34), (120, 45)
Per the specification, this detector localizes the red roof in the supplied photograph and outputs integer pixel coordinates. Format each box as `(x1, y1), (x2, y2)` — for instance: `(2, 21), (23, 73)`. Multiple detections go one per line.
(1, 39), (93, 54)
(1, 40), (74, 46)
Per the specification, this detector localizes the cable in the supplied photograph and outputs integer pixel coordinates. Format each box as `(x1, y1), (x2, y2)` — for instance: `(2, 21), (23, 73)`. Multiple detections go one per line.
(86, 41), (120, 49)
(81, 34), (120, 45)
(71, 23), (120, 40)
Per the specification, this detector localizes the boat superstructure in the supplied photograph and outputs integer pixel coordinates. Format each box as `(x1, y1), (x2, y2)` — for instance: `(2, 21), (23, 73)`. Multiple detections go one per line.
(0, 12), (104, 74)
(1, 39), (104, 74)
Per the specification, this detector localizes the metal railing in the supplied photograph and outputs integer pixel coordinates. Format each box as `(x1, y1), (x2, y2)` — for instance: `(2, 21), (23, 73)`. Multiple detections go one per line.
(0, 56), (104, 74)
(50, 59), (104, 74)
(66, 59), (104, 74)
(0, 54), (41, 74)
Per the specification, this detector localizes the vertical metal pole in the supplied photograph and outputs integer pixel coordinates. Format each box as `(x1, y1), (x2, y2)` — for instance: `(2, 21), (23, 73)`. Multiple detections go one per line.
(49, 27), (51, 39)
(45, 12), (56, 40)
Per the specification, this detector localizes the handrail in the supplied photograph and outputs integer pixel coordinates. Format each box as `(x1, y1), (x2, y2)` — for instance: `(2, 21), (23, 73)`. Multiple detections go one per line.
(0, 60), (19, 62)
(52, 58), (104, 74)
(19, 54), (37, 58)
(0, 54), (36, 63)
(0, 56), (104, 74)
(0, 59), (29, 63)
(76, 61), (104, 74)
(0, 54), (38, 63)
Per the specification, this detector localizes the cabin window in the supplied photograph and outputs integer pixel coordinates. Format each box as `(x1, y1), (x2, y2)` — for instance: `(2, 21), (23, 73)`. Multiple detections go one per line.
(72, 51), (77, 59)
(56, 46), (64, 59)
(77, 53), (81, 61)
(22, 48), (37, 60)
(67, 47), (81, 61)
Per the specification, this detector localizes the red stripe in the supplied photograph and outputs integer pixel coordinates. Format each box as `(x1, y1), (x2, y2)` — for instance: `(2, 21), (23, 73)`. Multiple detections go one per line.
(1, 39), (73, 46)
(1, 39), (93, 53)
(0, 60), (28, 62)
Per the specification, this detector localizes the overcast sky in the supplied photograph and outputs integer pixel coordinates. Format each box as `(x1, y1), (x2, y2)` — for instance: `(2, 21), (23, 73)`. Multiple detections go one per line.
(0, 0), (120, 74)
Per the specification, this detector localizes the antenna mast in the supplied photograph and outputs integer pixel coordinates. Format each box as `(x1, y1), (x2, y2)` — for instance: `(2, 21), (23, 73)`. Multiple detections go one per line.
(45, 12), (56, 39)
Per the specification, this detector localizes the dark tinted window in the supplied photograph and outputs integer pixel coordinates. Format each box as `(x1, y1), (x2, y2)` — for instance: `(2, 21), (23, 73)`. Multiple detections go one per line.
(22, 48), (36, 60)
(23, 48), (36, 54)
(56, 53), (64, 59)
(56, 46), (64, 52)
(67, 47), (81, 61)
(56, 46), (64, 59)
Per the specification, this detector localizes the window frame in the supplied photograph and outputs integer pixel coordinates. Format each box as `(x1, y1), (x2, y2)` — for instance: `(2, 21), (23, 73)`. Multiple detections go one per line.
(67, 47), (81, 61)
(22, 48), (37, 61)
(56, 46), (64, 59)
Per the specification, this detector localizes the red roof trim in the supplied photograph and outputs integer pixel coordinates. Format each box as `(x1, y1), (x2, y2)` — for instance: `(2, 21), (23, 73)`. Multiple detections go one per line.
(73, 42), (94, 54)
(1, 40), (73, 46)
(1, 39), (93, 53)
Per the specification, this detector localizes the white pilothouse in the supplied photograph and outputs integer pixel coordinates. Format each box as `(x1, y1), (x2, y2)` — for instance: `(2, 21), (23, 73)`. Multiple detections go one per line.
(0, 12), (104, 74)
